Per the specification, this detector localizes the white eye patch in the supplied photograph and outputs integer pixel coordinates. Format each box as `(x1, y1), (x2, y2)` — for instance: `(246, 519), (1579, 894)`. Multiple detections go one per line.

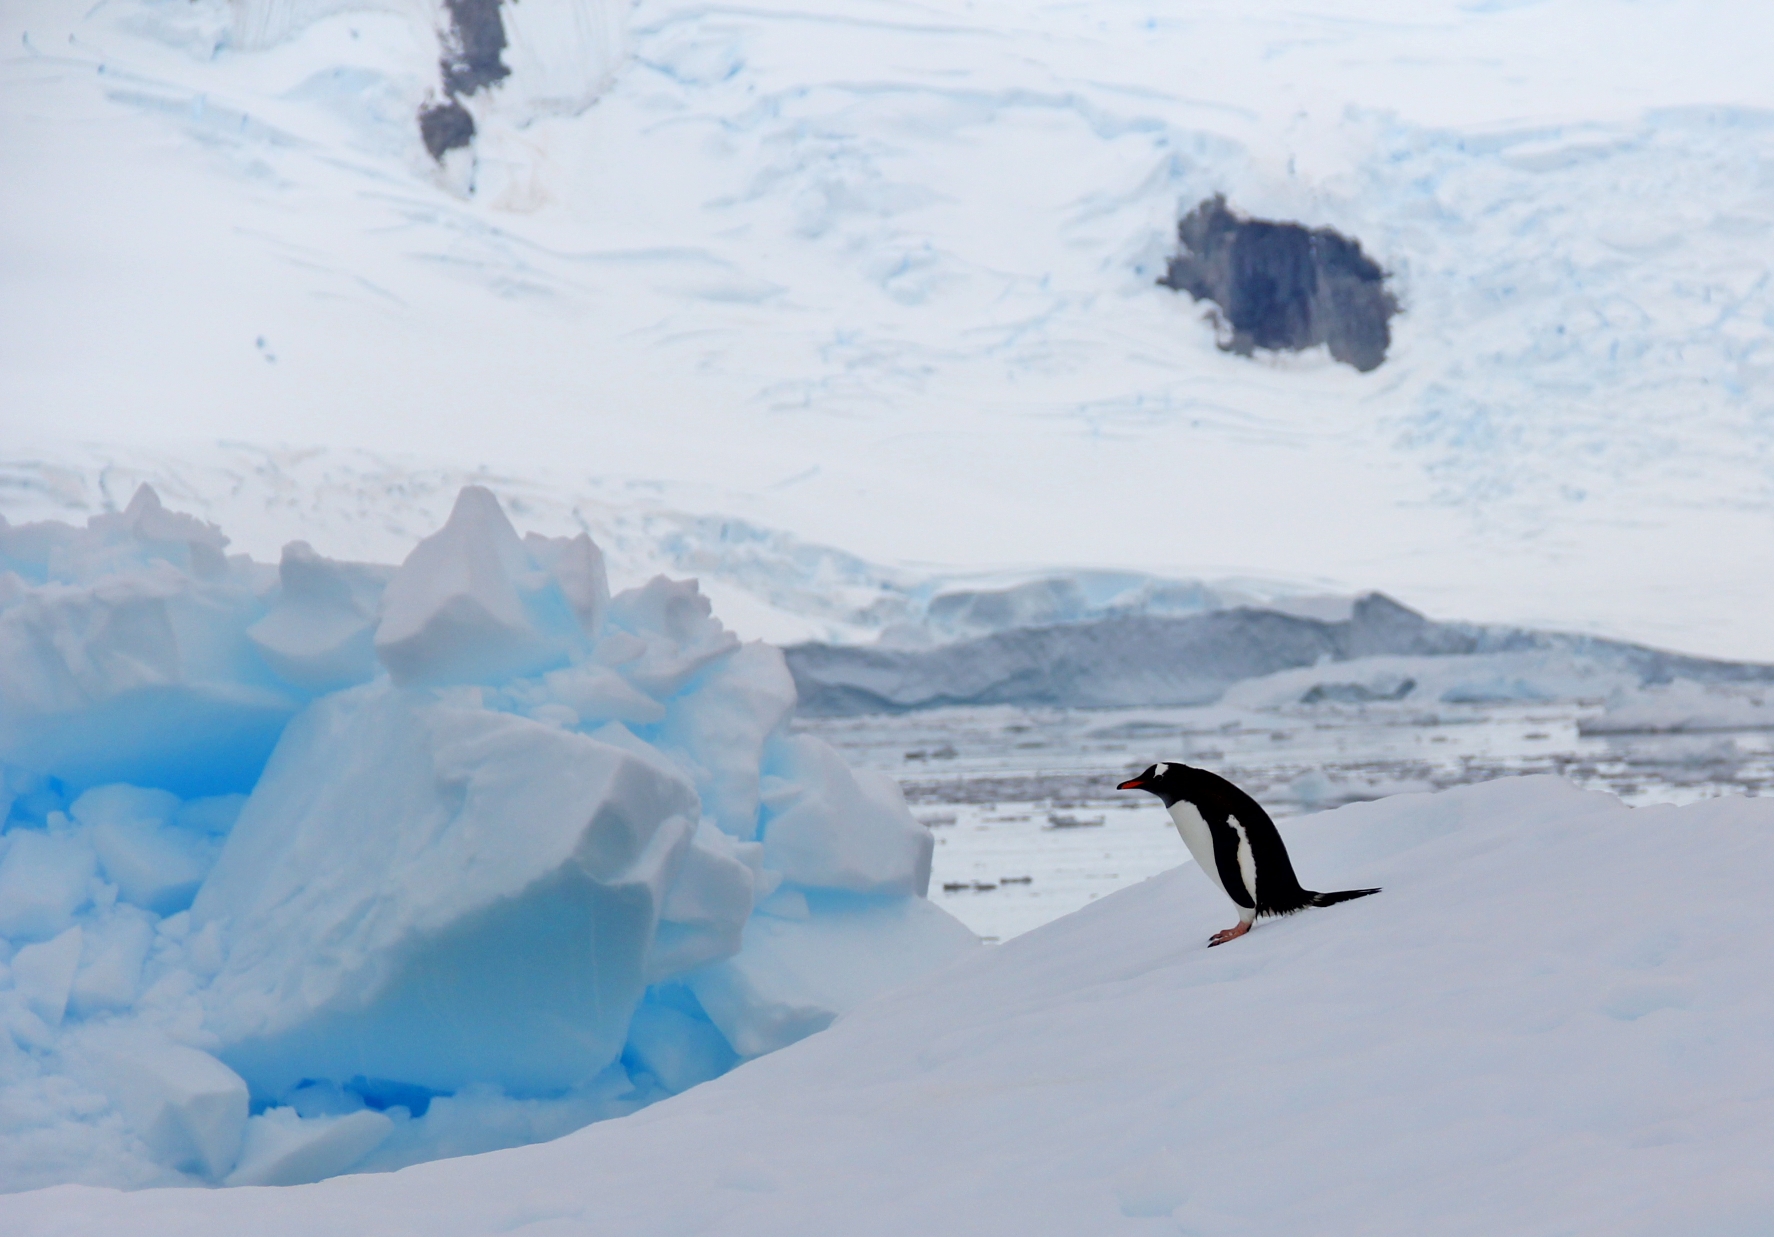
(1154, 762), (1169, 776)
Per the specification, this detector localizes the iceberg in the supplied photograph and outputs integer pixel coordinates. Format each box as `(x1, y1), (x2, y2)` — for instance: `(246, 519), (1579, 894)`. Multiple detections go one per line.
(0, 485), (975, 1190)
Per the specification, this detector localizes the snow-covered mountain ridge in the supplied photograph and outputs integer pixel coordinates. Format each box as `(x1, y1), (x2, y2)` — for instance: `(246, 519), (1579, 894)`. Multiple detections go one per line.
(7, 1), (1774, 657)
(4, 775), (1769, 1235)
(787, 592), (1774, 714)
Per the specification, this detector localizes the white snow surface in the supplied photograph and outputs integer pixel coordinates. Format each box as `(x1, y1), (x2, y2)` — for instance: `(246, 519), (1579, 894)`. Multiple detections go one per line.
(0, 484), (976, 1190)
(7, 0), (1774, 659)
(4, 775), (1771, 1234)
(1581, 679), (1774, 735)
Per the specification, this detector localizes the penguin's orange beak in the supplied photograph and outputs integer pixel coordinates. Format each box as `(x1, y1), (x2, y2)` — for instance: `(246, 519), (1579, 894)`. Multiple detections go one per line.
(1117, 777), (1146, 790)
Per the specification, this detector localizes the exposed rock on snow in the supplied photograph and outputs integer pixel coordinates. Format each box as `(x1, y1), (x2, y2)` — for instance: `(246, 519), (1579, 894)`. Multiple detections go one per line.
(1160, 195), (1399, 372)
(0, 486), (975, 1190)
(225, 0), (631, 164)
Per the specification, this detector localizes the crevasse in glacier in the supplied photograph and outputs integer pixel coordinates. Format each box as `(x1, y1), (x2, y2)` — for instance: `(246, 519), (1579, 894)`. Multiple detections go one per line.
(0, 484), (975, 1191)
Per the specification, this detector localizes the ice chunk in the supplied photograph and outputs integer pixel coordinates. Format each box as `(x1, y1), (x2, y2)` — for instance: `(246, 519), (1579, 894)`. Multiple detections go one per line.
(73, 784), (217, 915)
(223, 1107), (392, 1187)
(374, 487), (586, 687)
(12, 926), (83, 1026)
(651, 642), (797, 840)
(523, 532), (609, 634)
(0, 549), (297, 796)
(622, 990), (737, 1094)
(70, 783), (181, 828)
(0, 484), (987, 1190)
(247, 542), (391, 692)
(84, 1039), (249, 1179)
(0, 830), (96, 940)
(603, 576), (740, 698)
(688, 894), (976, 1058)
(759, 734), (933, 896)
(195, 681), (709, 1097)
(46, 486), (230, 585)
(68, 907), (154, 1016)
(529, 662), (666, 728)
(173, 794), (247, 837)
(650, 820), (770, 980)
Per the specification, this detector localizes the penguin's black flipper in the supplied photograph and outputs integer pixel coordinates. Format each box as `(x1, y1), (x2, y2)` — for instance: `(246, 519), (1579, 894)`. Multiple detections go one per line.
(1309, 888), (1380, 907)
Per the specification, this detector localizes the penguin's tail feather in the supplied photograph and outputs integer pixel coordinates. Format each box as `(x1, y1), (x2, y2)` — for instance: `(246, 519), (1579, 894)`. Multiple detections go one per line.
(1310, 888), (1381, 907)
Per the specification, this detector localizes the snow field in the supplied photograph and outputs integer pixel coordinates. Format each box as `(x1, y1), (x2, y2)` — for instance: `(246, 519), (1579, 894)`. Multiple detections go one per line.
(8, 1), (1774, 656)
(5, 775), (1769, 1234)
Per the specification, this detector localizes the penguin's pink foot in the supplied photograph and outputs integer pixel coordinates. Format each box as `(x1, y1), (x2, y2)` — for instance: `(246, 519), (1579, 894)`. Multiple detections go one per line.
(1207, 922), (1252, 947)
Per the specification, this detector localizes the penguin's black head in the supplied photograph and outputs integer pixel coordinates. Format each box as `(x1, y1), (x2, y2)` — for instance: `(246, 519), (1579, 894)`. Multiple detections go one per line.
(1117, 762), (1196, 804)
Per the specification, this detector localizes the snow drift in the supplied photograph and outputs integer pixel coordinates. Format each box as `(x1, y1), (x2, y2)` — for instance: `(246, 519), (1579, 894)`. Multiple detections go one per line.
(5, 775), (1769, 1234)
(0, 486), (974, 1190)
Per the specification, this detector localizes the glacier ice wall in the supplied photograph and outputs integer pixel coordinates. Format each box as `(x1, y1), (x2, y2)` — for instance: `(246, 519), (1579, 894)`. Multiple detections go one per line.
(0, 484), (974, 1191)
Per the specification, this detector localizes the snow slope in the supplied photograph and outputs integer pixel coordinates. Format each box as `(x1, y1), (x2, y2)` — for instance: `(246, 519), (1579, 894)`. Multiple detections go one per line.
(4, 775), (1770, 1234)
(7, 1), (1774, 658)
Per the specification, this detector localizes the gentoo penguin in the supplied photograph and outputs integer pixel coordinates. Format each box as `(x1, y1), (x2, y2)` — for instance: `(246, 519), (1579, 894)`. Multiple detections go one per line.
(1117, 762), (1379, 946)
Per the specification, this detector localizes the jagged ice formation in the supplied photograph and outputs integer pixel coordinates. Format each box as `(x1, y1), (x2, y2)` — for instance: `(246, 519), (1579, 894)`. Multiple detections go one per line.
(0, 485), (974, 1191)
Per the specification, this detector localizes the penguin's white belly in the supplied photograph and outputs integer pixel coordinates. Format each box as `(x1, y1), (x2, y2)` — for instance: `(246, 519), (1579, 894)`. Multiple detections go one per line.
(1166, 801), (1226, 894)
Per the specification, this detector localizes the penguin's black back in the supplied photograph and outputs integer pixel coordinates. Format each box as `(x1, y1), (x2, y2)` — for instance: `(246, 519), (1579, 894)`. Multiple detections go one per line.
(1175, 767), (1314, 914)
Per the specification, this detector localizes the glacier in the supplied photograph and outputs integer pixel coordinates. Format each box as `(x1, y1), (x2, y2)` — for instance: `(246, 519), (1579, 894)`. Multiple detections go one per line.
(9, 0), (1774, 660)
(0, 484), (975, 1191)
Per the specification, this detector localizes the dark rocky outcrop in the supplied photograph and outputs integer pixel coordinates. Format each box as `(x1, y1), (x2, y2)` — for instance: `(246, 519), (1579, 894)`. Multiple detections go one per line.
(417, 0), (511, 161)
(419, 99), (476, 160)
(439, 0), (512, 97)
(1159, 195), (1398, 372)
